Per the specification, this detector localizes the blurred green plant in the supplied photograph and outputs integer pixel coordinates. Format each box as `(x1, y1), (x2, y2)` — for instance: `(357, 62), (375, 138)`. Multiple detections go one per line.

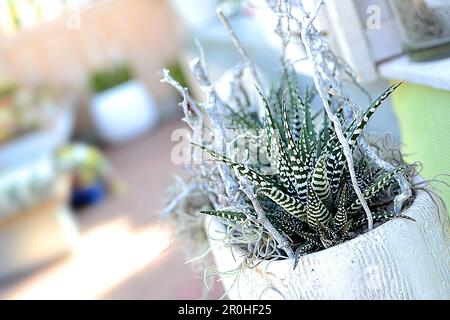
(166, 59), (190, 90)
(57, 143), (109, 187)
(0, 82), (18, 100)
(88, 62), (134, 94)
(0, 83), (61, 143)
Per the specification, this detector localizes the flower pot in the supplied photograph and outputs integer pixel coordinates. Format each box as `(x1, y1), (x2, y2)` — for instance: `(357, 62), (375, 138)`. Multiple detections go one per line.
(90, 80), (158, 144)
(0, 106), (74, 169)
(204, 182), (450, 299)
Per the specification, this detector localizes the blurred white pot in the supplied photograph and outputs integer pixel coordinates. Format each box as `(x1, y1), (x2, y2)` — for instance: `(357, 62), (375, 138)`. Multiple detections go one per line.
(0, 105), (74, 169)
(90, 80), (158, 144)
(205, 183), (450, 299)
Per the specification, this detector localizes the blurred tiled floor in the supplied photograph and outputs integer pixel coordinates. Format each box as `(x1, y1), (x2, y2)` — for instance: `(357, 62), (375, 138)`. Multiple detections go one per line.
(0, 119), (224, 300)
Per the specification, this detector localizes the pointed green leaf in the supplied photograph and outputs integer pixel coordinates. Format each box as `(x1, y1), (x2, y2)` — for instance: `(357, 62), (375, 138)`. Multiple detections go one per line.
(306, 184), (331, 229)
(348, 166), (406, 214)
(201, 210), (247, 222)
(311, 155), (331, 207)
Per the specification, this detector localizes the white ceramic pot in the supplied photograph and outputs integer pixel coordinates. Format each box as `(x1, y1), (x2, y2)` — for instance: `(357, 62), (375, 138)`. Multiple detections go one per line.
(0, 106), (74, 169)
(90, 80), (158, 144)
(205, 184), (450, 299)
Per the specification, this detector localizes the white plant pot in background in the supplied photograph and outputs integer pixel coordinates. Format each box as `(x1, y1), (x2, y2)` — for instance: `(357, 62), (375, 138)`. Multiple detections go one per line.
(0, 105), (74, 170)
(90, 80), (158, 144)
(205, 184), (450, 299)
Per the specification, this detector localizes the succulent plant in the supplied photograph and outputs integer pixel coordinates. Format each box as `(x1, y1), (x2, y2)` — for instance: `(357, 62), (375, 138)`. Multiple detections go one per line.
(196, 73), (414, 257)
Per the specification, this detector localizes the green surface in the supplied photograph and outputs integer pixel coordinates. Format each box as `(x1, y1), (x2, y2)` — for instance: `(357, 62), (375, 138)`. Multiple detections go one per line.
(392, 82), (450, 208)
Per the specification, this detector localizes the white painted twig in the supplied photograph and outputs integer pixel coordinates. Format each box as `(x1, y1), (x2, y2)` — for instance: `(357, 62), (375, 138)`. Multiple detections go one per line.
(160, 69), (202, 129)
(359, 139), (412, 214)
(216, 8), (266, 93)
(239, 179), (296, 262)
(214, 8), (295, 259)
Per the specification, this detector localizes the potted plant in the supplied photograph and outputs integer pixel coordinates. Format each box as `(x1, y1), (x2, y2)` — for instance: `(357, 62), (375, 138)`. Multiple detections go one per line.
(57, 143), (119, 209)
(162, 2), (450, 299)
(0, 83), (74, 169)
(88, 62), (158, 144)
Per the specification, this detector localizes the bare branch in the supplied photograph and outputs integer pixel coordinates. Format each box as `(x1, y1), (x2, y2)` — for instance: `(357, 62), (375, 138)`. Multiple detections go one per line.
(160, 69), (203, 129)
(216, 8), (266, 93)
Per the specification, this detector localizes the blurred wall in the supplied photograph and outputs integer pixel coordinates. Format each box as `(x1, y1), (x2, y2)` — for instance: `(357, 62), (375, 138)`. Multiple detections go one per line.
(0, 0), (180, 111)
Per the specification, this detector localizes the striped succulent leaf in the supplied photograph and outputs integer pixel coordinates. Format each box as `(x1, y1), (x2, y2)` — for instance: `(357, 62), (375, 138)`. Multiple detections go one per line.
(195, 144), (307, 218)
(267, 211), (304, 235)
(260, 186), (307, 218)
(327, 82), (404, 194)
(202, 209), (307, 238)
(334, 184), (348, 229)
(298, 95), (316, 164)
(306, 184), (331, 229)
(347, 82), (403, 146)
(295, 241), (316, 258)
(257, 87), (298, 195)
(296, 230), (321, 246)
(355, 211), (415, 227)
(201, 210), (247, 222)
(355, 159), (368, 189)
(280, 94), (309, 201)
(347, 166), (406, 214)
(317, 221), (338, 248)
(311, 155), (331, 207)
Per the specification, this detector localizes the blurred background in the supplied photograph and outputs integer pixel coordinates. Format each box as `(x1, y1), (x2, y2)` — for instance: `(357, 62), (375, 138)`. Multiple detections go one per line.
(0, 0), (449, 299)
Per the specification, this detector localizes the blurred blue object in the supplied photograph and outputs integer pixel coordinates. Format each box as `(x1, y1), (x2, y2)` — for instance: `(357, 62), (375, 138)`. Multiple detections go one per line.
(70, 181), (106, 209)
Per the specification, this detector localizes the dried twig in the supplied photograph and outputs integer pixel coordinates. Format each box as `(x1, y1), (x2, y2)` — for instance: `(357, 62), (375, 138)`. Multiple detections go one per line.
(214, 9), (295, 259)
(239, 179), (296, 261)
(217, 8), (265, 93)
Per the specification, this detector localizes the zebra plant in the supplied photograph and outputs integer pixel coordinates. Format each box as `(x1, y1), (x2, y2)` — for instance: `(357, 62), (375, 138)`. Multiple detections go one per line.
(196, 73), (414, 257)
